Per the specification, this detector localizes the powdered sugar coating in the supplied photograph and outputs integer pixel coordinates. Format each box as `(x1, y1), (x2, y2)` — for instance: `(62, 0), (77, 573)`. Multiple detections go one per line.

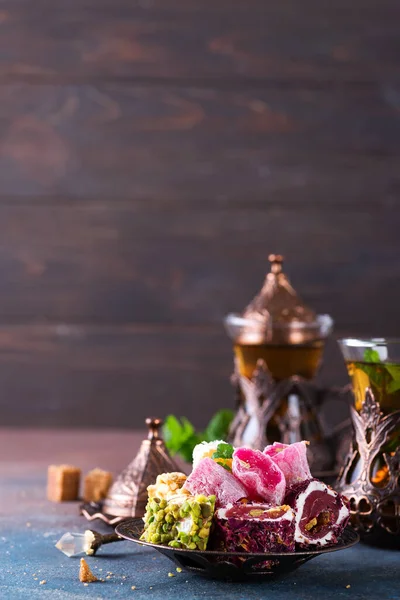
(264, 441), (311, 486)
(232, 447), (286, 505)
(182, 457), (247, 507)
(192, 440), (226, 469)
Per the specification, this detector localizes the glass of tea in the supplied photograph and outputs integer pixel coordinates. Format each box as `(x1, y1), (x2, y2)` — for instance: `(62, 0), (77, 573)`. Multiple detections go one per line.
(224, 254), (334, 468)
(338, 338), (400, 487)
(338, 338), (400, 413)
(225, 313), (333, 381)
(225, 313), (334, 465)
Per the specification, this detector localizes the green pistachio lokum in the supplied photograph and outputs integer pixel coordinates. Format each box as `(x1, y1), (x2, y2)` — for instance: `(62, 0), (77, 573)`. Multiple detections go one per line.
(141, 494), (216, 551)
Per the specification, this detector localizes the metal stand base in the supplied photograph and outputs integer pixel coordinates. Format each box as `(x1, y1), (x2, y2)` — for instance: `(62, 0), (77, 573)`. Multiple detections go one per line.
(228, 359), (352, 476)
(337, 388), (400, 544)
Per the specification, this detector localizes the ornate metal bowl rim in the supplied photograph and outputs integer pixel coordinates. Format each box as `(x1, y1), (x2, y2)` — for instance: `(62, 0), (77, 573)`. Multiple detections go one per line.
(116, 518), (359, 557)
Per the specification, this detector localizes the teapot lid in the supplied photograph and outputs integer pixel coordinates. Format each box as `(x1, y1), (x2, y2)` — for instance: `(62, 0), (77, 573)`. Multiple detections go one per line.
(224, 254), (332, 345)
(242, 254), (316, 326)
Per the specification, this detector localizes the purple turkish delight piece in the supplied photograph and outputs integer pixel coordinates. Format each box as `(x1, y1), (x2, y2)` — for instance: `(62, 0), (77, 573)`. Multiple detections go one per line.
(232, 447), (286, 505)
(264, 441), (312, 486)
(182, 457), (247, 507)
(212, 503), (295, 554)
(285, 478), (350, 548)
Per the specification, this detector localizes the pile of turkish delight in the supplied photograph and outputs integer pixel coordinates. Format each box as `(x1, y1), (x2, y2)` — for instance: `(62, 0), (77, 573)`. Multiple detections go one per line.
(141, 441), (349, 554)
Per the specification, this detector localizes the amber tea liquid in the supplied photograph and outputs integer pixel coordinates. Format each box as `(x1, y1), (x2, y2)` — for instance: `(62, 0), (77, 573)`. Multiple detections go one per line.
(233, 340), (325, 446)
(346, 360), (400, 413)
(234, 340), (324, 381)
(345, 360), (400, 487)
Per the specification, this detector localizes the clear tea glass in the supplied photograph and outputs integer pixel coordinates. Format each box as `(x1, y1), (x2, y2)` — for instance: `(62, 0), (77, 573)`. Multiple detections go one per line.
(338, 338), (400, 414)
(338, 338), (400, 520)
(225, 313), (333, 381)
(225, 314), (334, 460)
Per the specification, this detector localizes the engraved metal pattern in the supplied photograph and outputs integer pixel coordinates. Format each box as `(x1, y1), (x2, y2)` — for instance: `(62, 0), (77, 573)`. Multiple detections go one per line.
(337, 388), (400, 540)
(228, 359), (350, 475)
(243, 254), (316, 326)
(102, 418), (181, 519)
(116, 518), (359, 582)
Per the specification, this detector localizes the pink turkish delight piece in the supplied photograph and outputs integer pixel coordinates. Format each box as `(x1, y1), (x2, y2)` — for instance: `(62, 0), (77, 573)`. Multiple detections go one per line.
(183, 457), (247, 507)
(232, 447), (286, 505)
(263, 441), (311, 486)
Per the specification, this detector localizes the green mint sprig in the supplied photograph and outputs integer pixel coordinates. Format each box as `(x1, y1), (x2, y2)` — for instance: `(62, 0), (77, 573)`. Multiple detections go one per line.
(356, 348), (400, 398)
(211, 442), (234, 461)
(163, 409), (234, 463)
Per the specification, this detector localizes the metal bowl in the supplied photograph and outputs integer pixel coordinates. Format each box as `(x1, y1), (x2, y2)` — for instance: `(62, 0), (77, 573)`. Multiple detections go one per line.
(116, 518), (359, 582)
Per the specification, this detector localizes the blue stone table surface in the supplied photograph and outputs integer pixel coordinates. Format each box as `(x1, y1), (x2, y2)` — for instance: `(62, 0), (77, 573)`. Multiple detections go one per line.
(0, 429), (399, 600)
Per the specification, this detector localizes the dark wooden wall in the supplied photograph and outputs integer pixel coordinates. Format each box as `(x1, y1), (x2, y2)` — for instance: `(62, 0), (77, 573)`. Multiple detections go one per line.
(1, 0), (399, 429)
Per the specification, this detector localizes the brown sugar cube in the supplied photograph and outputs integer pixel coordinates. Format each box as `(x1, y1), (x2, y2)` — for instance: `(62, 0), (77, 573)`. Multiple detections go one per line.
(83, 468), (113, 502)
(47, 464), (81, 502)
(79, 558), (98, 583)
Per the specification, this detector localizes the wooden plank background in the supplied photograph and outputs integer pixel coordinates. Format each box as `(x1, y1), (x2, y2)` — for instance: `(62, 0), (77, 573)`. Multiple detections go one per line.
(0, 0), (399, 428)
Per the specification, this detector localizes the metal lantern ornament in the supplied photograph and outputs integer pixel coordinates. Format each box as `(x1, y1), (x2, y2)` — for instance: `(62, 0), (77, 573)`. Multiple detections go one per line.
(81, 418), (181, 524)
(103, 418), (181, 518)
